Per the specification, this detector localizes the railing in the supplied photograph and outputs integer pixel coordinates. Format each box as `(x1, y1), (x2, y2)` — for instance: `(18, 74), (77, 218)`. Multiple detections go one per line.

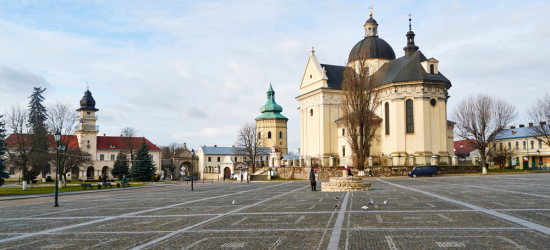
(80, 114), (98, 119)
(78, 125), (99, 131)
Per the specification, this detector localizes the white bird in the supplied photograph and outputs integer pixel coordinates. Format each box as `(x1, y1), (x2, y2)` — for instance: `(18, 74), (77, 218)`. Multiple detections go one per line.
(361, 206), (369, 210)
(334, 196), (340, 200)
(383, 201), (388, 205)
(232, 200), (235, 205)
(368, 200), (375, 205)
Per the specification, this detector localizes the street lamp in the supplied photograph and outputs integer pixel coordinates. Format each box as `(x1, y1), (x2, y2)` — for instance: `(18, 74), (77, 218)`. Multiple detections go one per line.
(191, 149), (195, 191)
(398, 153), (402, 176)
(54, 130), (61, 207)
(537, 150), (541, 171)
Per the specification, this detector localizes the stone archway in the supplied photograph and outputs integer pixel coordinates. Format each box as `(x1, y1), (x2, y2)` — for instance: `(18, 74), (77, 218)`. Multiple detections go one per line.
(180, 162), (192, 177)
(71, 167), (79, 180)
(102, 166), (109, 179)
(86, 166), (94, 180)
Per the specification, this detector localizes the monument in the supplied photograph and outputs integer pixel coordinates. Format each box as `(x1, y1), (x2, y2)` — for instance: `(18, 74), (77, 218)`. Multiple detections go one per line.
(321, 170), (371, 192)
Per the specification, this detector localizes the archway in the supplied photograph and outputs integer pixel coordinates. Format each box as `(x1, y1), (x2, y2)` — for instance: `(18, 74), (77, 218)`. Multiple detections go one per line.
(86, 166), (94, 180)
(71, 167), (79, 180)
(181, 162), (192, 177)
(224, 167), (231, 179)
(102, 166), (109, 179)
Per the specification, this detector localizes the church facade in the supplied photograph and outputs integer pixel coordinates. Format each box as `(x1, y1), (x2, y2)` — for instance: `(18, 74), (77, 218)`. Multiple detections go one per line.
(297, 11), (455, 166)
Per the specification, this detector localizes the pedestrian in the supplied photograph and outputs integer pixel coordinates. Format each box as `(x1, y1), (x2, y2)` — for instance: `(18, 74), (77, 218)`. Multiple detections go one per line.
(309, 168), (316, 191)
(102, 174), (107, 184)
(314, 169), (319, 191)
(368, 169), (373, 177)
(347, 166), (354, 177)
(121, 175), (127, 188)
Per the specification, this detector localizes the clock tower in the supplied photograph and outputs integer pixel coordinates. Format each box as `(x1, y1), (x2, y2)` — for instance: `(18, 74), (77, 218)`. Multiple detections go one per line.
(75, 88), (99, 160)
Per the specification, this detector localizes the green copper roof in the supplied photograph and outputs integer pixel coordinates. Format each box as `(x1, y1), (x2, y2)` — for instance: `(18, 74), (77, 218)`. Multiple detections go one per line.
(257, 83), (287, 119)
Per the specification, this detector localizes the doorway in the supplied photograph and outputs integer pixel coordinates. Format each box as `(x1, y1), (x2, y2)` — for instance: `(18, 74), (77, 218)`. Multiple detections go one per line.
(86, 166), (94, 179)
(224, 167), (231, 179)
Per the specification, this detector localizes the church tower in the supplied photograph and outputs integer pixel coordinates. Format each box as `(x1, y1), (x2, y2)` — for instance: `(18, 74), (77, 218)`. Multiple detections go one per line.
(256, 84), (288, 155)
(75, 88), (99, 160)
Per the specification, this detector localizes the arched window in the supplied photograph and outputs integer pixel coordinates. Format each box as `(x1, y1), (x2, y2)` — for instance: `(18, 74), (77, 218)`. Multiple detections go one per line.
(430, 64), (434, 74)
(268, 131), (272, 139)
(385, 102), (390, 135)
(406, 99), (414, 133)
(279, 131), (282, 139)
(258, 132), (261, 139)
(310, 109), (313, 116)
(373, 27), (376, 35)
(368, 27), (371, 35)
(342, 128), (345, 136)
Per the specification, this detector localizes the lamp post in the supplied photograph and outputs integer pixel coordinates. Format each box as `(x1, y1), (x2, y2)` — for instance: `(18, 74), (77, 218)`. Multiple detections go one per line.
(537, 150), (541, 171)
(398, 153), (402, 176)
(54, 130), (61, 207)
(191, 149), (195, 191)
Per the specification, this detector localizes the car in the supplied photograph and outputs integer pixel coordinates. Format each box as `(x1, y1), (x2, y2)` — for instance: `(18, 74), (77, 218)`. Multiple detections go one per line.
(231, 173), (239, 179)
(183, 176), (192, 181)
(408, 165), (438, 178)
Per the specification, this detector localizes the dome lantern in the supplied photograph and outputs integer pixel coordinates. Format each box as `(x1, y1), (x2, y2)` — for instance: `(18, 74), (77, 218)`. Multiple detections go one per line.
(364, 6), (378, 38)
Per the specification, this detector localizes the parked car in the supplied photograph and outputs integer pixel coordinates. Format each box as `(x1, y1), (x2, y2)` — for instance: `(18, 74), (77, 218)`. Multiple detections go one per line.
(408, 166), (438, 178)
(231, 173), (239, 179)
(184, 176), (192, 181)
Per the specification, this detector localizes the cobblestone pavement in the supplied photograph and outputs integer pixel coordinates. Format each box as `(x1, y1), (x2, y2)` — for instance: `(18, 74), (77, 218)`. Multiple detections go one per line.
(0, 174), (550, 249)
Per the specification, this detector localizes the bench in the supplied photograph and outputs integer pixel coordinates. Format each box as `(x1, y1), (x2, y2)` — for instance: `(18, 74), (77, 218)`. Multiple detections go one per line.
(81, 184), (95, 190)
(102, 182), (115, 188)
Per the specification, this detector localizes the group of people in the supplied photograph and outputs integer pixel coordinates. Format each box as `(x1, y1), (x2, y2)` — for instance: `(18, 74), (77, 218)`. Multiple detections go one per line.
(101, 174), (128, 187)
(309, 165), (361, 191)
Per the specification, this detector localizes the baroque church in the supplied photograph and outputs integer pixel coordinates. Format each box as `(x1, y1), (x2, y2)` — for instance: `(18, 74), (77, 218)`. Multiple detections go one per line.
(297, 11), (455, 166)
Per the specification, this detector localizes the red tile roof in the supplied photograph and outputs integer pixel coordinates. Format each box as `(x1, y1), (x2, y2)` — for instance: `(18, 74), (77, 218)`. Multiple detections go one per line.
(5, 134), (80, 149)
(96, 136), (161, 151)
(454, 139), (477, 156)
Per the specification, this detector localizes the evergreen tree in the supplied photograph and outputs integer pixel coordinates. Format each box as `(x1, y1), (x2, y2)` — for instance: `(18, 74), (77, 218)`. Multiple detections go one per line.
(28, 87), (49, 179)
(111, 152), (130, 179)
(0, 116), (10, 187)
(131, 138), (156, 181)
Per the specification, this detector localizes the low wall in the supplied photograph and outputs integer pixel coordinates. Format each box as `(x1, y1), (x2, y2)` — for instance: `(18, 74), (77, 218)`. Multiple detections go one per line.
(250, 175), (269, 181)
(274, 165), (480, 180)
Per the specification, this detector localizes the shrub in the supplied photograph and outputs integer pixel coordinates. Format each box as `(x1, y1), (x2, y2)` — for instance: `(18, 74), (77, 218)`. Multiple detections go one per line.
(46, 176), (53, 182)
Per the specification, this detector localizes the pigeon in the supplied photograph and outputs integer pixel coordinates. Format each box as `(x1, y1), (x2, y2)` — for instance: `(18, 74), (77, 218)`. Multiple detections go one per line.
(334, 204), (338, 208)
(334, 196), (340, 200)
(383, 201), (388, 205)
(361, 206), (369, 210)
(232, 200), (235, 205)
(368, 200), (375, 205)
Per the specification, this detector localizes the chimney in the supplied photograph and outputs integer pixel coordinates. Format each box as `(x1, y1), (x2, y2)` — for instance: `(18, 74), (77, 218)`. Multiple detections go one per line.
(540, 122), (547, 126)
(529, 123), (534, 127)
(297, 148), (300, 153)
(519, 124), (525, 128)
(103, 133), (106, 136)
(510, 126), (516, 129)
(232, 145), (234, 147)
(214, 145), (217, 147)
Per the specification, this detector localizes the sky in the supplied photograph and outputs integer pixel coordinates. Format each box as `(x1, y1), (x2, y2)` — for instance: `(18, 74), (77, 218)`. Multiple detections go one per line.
(1, 0), (549, 152)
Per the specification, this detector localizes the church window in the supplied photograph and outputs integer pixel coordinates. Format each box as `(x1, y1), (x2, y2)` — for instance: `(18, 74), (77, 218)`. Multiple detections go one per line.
(430, 64), (434, 74)
(368, 27), (371, 35)
(279, 131), (283, 139)
(268, 131), (272, 139)
(342, 146), (346, 157)
(310, 74), (312, 79)
(342, 128), (345, 136)
(406, 99), (414, 133)
(430, 99), (437, 107)
(373, 27), (376, 35)
(385, 102), (390, 135)
(310, 109), (313, 116)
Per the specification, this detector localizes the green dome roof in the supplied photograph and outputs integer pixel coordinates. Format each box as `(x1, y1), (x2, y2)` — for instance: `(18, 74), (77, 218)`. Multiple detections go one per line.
(257, 84), (287, 120)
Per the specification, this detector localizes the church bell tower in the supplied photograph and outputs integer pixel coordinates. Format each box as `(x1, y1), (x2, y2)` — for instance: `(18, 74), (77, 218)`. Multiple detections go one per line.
(256, 84), (288, 155)
(75, 88), (99, 160)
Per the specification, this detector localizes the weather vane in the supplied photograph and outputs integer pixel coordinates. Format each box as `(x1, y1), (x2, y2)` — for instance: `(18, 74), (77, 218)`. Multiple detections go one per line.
(369, 5), (373, 16)
(408, 13), (412, 31)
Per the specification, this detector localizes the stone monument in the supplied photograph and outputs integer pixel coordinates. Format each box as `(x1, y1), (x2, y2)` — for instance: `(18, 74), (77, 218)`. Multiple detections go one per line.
(321, 170), (371, 192)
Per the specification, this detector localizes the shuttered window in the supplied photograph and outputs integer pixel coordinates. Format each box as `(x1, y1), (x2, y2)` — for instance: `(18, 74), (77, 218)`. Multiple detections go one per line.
(406, 99), (414, 133)
(385, 102), (390, 135)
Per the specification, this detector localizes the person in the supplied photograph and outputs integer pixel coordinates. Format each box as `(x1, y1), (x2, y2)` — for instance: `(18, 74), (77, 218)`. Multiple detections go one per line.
(368, 169), (373, 177)
(121, 175), (127, 188)
(309, 168), (316, 191)
(102, 174), (107, 184)
(314, 169), (319, 191)
(347, 166), (354, 177)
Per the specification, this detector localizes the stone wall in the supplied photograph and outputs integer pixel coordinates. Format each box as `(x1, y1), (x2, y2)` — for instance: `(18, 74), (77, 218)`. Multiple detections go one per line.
(274, 165), (480, 180)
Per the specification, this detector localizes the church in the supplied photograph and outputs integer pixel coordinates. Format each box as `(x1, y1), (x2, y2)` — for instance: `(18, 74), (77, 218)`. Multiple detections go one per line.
(297, 10), (455, 166)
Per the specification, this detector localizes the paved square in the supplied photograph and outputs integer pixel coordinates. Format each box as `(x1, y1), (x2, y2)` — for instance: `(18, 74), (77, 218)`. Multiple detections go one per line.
(1, 174), (550, 249)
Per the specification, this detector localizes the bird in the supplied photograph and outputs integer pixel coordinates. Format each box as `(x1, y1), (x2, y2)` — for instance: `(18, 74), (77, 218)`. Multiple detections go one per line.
(383, 201), (388, 205)
(232, 200), (235, 205)
(334, 196), (340, 200)
(368, 200), (375, 205)
(361, 206), (369, 210)
(185, 207), (190, 210)
(334, 204), (338, 209)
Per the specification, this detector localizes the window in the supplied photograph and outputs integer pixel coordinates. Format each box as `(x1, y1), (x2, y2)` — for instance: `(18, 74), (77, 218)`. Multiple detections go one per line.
(406, 99), (414, 133)
(364, 66), (370, 76)
(110, 154), (115, 161)
(507, 142), (511, 150)
(258, 132), (261, 139)
(530, 140), (534, 149)
(310, 109), (313, 116)
(268, 131), (272, 139)
(208, 157), (211, 162)
(234, 157), (237, 162)
(342, 146), (346, 157)
(539, 140), (542, 149)
(9, 167), (15, 175)
(47, 167), (51, 174)
(515, 142), (519, 150)
(310, 74), (312, 79)
(523, 141), (526, 150)
(368, 27), (371, 35)
(499, 143), (502, 151)
(373, 27), (376, 35)
(217, 157), (221, 162)
(86, 156), (90, 161)
(110, 144), (115, 148)
(430, 64), (434, 74)
(492, 143), (496, 150)
(385, 102), (390, 135)
(87, 112), (90, 115)
(100, 154), (104, 161)
(279, 131), (282, 139)
(342, 128), (345, 136)
(430, 99), (437, 107)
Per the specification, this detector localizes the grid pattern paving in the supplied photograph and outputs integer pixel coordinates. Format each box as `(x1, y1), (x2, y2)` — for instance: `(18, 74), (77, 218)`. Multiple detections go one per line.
(0, 174), (549, 249)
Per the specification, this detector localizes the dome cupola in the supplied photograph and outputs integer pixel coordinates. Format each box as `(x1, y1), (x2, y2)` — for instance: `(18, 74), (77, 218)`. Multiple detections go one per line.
(348, 8), (396, 63)
(257, 83), (287, 119)
(76, 87), (99, 111)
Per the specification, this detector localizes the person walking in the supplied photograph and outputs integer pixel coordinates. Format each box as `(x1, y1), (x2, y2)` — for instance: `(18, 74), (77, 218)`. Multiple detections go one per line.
(121, 175), (127, 188)
(102, 174), (107, 185)
(309, 168), (316, 191)
(347, 166), (354, 177)
(314, 169), (319, 191)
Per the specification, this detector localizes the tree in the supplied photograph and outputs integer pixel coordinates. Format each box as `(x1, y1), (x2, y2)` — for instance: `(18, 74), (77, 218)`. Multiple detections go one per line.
(488, 144), (516, 169)
(111, 152), (130, 179)
(0, 116), (10, 187)
(160, 143), (185, 159)
(340, 61), (380, 173)
(47, 101), (89, 187)
(527, 94), (550, 147)
(28, 87), (50, 178)
(131, 138), (155, 181)
(234, 122), (264, 174)
(121, 126), (138, 166)
(4, 104), (40, 189)
(452, 94), (517, 175)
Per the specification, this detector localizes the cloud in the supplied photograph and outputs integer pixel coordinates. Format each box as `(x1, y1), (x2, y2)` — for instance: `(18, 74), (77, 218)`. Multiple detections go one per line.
(0, 63), (49, 93)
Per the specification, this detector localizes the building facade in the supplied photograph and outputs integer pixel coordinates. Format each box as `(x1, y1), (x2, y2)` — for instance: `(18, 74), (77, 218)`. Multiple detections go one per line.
(492, 123), (550, 169)
(196, 145), (270, 180)
(297, 11), (455, 166)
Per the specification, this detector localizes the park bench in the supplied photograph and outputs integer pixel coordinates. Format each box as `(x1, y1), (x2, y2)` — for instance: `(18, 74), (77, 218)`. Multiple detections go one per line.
(81, 184), (95, 190)
(102, 182), (115, 188)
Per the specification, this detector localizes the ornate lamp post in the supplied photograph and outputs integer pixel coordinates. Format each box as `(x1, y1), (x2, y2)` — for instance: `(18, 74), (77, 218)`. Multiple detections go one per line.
(537, 150), (542, 171)
(191, 149), (195, 191)
(54, 130), (61, 207)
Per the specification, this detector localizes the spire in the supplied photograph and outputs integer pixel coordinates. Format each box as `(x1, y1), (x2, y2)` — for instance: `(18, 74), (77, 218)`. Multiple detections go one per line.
(403, 13), (419, 58)
(257, 83), (286, 119)
(311, 46), (315, 56)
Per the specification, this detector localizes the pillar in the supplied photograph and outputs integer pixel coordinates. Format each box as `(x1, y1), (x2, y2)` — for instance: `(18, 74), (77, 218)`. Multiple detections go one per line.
(368, 157), (373, 167)
(409, 155), (414, 166)
(472, 156), (479, 166)
(329, 157), (333, 167)
(431, 155), (439, 166)
(388, 156), (393, 166)
(453, 156), (458, 166)
(306, 157), (312, 167)
(300, 157), (304, 167)
(342, 170), (349, 178)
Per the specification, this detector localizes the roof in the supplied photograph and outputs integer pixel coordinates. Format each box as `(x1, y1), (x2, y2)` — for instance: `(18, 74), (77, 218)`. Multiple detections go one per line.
(5, 134), (80, 149)
(257, 84), (287, 120)
(320, 64), (346, 90)
(76, 90), (99, 111)
(454, 140), (478, 157)
(96, 136), (161, 151)
(200, 146), (270, 155)
(365, 17), (377, 24)
(495, 125), (547, 140)
(372, 50), (451, 87)
(348, 36), (396, 63)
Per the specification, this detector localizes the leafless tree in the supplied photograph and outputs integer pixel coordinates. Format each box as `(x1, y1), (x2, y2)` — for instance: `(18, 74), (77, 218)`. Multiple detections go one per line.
(340, 61), (381, 172)
(47, 101), (90, 186)
(488, 144), (517, 169)
(527, 94), (550, 147)
(3, 104), (39, 188)
(160, 143), (185, 159)
(121, 126), (139, 166)
(452, 94), (517, 174)
(234, 122), (264, 174)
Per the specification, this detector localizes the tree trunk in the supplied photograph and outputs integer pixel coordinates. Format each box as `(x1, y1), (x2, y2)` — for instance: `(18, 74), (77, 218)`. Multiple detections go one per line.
(481, 152), (487, 175)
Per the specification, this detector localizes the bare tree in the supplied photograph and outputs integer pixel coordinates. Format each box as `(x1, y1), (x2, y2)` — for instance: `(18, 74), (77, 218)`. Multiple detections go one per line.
(340, 61), (381, 173)
(47, 101), (90, 187)
(234, 122), (264, 174)
(121, 126), (139, 166)
(452, 94), (516, 174)
(488, 144), (517, 169)
(160, 143), (185, 159)
(4, 104), (39, 188)
(527, 94), (550, 147)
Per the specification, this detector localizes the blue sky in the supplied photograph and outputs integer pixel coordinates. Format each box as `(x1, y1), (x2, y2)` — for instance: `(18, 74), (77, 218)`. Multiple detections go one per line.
(1, 0), (549, 152)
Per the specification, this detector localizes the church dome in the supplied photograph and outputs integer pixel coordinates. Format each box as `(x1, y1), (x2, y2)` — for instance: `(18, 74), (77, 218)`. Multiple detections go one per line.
(76, 90), (99, 111)
(348, 36), (396, 63)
